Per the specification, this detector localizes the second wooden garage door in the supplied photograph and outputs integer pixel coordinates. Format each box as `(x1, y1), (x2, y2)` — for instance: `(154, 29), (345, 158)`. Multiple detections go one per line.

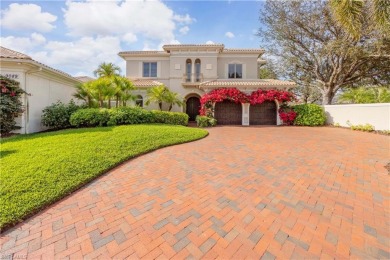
(214, 100), (242, 125)
(249, 101), (277, 125)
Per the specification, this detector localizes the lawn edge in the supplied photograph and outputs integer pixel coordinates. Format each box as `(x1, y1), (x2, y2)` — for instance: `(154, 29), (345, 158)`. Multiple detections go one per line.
(1, 128), (209, 233)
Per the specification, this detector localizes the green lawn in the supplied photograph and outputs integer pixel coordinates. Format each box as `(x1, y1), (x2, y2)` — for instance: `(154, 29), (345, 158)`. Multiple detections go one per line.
(0, 125), (208, 230)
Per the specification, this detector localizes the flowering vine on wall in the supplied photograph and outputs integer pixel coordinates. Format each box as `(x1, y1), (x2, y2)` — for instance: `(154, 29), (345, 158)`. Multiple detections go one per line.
(199, 87), (296, 124)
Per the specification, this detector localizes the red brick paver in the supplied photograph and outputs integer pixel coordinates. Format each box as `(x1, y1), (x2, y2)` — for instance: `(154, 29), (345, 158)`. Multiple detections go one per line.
(1, 127), (389, 259)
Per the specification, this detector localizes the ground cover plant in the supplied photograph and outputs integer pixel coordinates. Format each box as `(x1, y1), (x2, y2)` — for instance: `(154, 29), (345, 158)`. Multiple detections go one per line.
(0, 125), (208, 230)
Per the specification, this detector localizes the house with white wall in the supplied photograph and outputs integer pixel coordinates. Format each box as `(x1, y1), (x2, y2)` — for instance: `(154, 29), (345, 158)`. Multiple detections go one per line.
(119, 44), (295, 125)
(0, 46), (81, 134)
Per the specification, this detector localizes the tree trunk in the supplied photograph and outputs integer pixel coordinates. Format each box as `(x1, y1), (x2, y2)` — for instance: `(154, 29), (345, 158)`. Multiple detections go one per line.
(108, 99), (111, 109)
(322, 90), (334, 105)
(168, 105), (172, 111)
(159, 102), (162, 111)
(116, 96), (119, 108)
(100, 99), (104, 108)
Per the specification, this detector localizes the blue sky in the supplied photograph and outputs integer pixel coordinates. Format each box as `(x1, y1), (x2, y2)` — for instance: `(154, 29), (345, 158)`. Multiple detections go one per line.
(1, 0), (264, 77)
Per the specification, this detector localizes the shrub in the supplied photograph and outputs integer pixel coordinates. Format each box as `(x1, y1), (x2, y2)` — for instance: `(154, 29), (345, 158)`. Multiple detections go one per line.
(196, 116), (217, 127)
(151, 110), (189, 126)
(41, 100), (81, 130)
(70, 108), (110, 127)
(0, 76), (25, 135)
(350, 123), (375, 132)
(107, 106), (154, 126)
(70, 107), (189, 128)
(292, 104), (326, 126)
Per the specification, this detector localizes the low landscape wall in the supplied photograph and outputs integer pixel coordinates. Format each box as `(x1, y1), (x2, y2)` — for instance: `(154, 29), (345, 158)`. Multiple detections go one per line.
(323, 103), (390, 131)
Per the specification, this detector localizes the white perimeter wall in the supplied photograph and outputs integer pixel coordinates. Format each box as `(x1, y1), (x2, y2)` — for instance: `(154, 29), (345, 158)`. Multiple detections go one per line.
(323, 103), (390, 131)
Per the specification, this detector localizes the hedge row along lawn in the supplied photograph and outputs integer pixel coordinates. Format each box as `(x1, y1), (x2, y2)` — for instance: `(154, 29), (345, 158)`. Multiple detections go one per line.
(0, 125), (208, 230)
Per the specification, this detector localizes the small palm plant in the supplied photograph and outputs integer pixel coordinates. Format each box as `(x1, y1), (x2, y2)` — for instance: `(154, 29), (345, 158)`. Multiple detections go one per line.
(146, 86), (167, 110)
(164, 91), (184, 111)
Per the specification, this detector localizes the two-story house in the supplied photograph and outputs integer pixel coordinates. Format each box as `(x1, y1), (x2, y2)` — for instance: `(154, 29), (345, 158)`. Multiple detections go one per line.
(118, 44), (295, 125)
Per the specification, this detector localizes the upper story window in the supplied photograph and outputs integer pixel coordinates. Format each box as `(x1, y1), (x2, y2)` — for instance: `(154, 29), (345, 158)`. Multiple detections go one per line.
(186, 59), (192, 82)
(228, 64), (242, 79)
(143, 62), (157, 77)
(195, 59), (201, 82)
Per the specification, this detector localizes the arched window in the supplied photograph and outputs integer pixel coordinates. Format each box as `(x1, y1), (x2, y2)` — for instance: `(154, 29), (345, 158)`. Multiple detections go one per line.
(186, 59), (192, 82)
(135, 95), (143, 107)
(195, 59), (201, 82)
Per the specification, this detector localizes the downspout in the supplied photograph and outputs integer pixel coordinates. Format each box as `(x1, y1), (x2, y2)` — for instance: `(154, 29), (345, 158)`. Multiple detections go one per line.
(24, 66), (42, 134)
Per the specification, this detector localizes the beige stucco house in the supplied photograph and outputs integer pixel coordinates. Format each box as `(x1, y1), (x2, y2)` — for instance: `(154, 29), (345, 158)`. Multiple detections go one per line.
(119, 44), (295, 125)
(0, 46), (81, 134)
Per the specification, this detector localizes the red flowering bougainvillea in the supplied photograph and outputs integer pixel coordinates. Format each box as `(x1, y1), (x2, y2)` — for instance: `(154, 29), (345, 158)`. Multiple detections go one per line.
(199, 88), (249, 116)
(199, 87), (296, 124)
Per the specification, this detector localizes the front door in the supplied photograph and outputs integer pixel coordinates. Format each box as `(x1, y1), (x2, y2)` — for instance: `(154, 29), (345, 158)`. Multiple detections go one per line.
(186, 97), (200, 121)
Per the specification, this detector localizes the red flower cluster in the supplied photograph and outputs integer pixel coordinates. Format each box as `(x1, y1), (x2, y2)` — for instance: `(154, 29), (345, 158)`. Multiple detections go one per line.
(279, 110), (297, 125)
(249, 89), (294, 105)
(200, 88), (249, 106)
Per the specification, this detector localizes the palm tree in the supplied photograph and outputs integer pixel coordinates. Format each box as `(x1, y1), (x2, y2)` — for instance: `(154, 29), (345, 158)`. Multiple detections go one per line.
(93, 62), (121, 78)
(90, 77), (114, 108)
(329, 0), (390, 39)
(146, 86), (167, 110)
(164, 91), (184, 111)
(73, 82), (95, 107)
(112, 76), (135, 107)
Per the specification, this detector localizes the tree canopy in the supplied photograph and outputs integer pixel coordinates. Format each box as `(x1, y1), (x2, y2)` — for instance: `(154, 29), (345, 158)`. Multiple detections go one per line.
(258, 0), (390, 104)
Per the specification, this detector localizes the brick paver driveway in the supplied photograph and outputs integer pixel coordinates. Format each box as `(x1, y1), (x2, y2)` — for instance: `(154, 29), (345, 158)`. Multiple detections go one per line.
(1, 127), (389, 259)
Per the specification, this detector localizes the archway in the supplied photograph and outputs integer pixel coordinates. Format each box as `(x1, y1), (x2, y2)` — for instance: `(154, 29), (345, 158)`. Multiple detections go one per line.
(186, 96), (201, 121)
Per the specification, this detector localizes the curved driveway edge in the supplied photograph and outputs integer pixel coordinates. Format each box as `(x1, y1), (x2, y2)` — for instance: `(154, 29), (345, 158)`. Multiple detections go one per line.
(1, 127), (389, 259)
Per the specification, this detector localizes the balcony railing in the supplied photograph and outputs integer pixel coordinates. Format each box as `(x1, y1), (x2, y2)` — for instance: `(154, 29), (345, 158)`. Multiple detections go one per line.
(182, 73), (204, 84)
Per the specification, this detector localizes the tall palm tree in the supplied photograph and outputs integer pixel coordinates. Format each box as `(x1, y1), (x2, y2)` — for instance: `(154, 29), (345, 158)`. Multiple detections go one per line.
(329, 0), (390, 39)
(90, 77), (114, 108)
(164, 91), (184, 111)
(93, 62), (121, 78)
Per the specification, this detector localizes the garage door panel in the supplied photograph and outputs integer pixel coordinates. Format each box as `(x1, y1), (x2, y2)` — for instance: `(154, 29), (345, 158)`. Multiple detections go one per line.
(249, 101), (277, 125)
(214, 100), (242, 125)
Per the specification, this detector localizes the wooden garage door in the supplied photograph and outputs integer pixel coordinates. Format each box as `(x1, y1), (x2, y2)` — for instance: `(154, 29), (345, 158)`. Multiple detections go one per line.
(214, 100), (242, 125)
(249, 101), (277, 125)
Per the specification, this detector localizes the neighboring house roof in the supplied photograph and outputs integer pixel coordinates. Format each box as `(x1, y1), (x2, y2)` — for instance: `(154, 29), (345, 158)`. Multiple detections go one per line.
(0, 46), (81, 83)
(75, 76), (95, 82)
(129, 78), (164, 88)
(199, 79), (296, 90)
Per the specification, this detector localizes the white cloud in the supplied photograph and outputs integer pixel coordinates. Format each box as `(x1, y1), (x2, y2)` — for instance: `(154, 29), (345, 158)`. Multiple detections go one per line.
(35, 36), (123, 75)
(63, 0), (194, 44)
(0, 3), (57, 32)
(1, 33), (47, 53)
(173, 14), (195, 24)
(225, 31), (235, 38)
(122, 33), (138, 44)
(206, 40), (215, 44)
(179, 26), (189, 35)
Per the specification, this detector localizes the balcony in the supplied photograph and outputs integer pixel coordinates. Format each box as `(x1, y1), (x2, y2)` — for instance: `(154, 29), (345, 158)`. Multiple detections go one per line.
(182, 73), (204, 87)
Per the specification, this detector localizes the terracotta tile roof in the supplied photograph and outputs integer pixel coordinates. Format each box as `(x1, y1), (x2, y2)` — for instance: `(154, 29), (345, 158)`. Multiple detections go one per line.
(129, 78), (164, 88)
(223, 48), (265, 54)
(200, 79), (296, 88)
(163, 44), (225, 48)
(75, 76), (95, 82)
(0, 46), (32, 60)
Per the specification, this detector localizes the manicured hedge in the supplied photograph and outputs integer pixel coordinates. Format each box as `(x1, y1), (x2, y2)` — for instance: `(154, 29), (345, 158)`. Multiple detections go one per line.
(69, 107), (189, 127)
(292, 104), (326, 126)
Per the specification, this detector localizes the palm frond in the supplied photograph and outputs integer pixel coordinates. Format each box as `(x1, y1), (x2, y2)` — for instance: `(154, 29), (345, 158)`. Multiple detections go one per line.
(329, 0), (364, 39)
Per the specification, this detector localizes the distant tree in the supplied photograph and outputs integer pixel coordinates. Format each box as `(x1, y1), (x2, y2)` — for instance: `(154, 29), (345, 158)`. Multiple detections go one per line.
(329, 0), (390, 39)
(258, 59), (278, 79)
(258, 1), (390, 104)
(93, 62), (121, 78)
(338, 86), (390, 103)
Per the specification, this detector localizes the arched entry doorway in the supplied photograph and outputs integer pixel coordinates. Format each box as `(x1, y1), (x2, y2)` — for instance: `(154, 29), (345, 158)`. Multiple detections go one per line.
(186, 96), (201, 121)
(249, 101), (277, 125)
(214, 100), (242, 125)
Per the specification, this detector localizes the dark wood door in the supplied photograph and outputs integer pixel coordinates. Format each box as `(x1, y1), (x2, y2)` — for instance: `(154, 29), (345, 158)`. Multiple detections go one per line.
(186, 97), (200, 121)
(214, 100), (242, 125)
(249, 101), (277, 125)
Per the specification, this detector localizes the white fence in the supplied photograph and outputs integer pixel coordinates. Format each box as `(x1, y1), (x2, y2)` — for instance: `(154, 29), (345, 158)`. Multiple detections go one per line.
(323, 103), (390, 131)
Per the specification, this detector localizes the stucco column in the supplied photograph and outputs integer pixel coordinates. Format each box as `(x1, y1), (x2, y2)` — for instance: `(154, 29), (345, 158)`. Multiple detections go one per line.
(242, 103), (250, 126)
(275, 100), (282, 125)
